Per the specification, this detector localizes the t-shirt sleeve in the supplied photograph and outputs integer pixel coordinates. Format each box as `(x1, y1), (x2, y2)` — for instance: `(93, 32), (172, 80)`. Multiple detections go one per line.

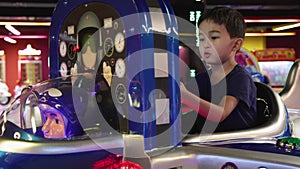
(226, 71), (255, 108)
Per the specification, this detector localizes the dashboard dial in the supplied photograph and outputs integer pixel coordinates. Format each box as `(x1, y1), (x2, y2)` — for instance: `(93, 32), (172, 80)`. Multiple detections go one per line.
(104, 37), (114, 57)
(60, 62), (68, 77)
(115, 83), (126, 104)
(115, 58), (126, 78)
(68, 43), (76, 60)
(59, 41), (67, 57)
(114, 32), (125, 53)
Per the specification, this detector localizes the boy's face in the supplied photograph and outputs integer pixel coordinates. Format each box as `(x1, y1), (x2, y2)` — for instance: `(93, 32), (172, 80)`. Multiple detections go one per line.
(199, 20), (239, 65)
(42, 111), (66, 138)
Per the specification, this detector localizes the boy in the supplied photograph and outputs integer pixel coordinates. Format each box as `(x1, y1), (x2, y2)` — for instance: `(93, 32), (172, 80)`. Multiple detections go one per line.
(180, 7), (257, 133)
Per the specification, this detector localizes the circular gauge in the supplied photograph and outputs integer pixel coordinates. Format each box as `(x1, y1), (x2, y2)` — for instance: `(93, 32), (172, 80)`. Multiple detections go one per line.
(68, 43), (76, 60)
(115, 83), (126, 104)
(60, 62), (68, 77)
(115, 58), (126, 78)
(59, 40), (67, 57)
(104, 37), (114, 57)
(114, 21), (119, 30)
(114, 32), (125, 53)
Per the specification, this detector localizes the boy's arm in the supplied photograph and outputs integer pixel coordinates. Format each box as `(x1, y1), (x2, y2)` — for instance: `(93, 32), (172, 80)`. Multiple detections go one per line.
(180, 82), (238, 122)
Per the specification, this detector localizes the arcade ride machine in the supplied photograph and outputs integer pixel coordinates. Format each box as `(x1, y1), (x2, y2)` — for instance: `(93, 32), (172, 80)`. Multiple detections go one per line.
(49, 1), (299, 169)
(50, 0), (180, 156)
(280, 59), (300, 110)
(252, 48), (296, 92)
(1, 0), (300, 168)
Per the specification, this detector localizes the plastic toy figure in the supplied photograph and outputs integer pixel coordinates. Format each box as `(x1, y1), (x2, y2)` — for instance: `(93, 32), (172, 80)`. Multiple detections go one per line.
(102, 62), (112, 86)
(41, 109), (67, 138)
(276, 137), (300, 151)
(38, 86), (86, 139)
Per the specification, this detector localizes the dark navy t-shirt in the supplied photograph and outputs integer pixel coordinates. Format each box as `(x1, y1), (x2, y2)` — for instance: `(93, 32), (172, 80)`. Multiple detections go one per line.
(185, 64), (257, 133)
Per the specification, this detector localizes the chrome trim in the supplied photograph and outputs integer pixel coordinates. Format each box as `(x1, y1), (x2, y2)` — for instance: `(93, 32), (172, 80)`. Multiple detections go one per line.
(287, 109), (300, 113)
(0, 135), (123, 154)
(150, 145), (300, 169)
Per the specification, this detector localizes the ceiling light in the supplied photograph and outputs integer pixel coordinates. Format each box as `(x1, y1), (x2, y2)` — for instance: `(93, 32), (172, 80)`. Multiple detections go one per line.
(0, 35), (48, 39)
(0, 50), (4, 55)
(245, 19), (300, 23)
(4, 36), (16, 43)
(0, 21), (51, 26)
(5, 25), (21, 35)
(272, 23), (300, 31)
(245, 32), (296, 37)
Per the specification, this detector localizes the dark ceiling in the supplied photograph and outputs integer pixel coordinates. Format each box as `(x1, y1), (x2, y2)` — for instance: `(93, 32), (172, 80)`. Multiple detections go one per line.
(1, 0), (300, 17)
(0, 0), (300, 31)
(207, 0), (300, 17)
(0, 0), (56, 18)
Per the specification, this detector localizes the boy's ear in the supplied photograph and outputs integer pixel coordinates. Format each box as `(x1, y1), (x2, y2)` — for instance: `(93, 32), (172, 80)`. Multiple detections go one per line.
(233, 38), (243, 52)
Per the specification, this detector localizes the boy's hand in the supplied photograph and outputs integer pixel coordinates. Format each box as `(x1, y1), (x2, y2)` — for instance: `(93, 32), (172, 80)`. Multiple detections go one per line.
(180, 82), (188, 104)
(180, 82), (194, 113)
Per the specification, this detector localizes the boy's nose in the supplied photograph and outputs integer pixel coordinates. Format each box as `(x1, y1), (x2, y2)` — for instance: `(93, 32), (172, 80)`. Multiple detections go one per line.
(203, 40), (210, 48)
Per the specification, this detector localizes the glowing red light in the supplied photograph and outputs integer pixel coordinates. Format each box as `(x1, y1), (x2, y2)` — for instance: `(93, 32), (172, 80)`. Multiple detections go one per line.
(119, 161), (143, 169)
(73, 46), (80, 52)
(93, 154), (143, 169)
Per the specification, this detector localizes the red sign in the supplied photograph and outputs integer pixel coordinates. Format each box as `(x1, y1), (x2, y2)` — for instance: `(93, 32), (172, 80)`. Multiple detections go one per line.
(251, 48), (296, 61)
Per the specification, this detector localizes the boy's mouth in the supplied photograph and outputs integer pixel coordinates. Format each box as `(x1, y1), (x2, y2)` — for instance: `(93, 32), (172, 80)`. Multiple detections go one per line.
(203, 52), (210, 58)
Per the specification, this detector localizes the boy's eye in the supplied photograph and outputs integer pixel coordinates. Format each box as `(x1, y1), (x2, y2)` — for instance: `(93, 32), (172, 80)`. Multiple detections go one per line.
(210, 36), (219, 40)
(199, 35), (205, 41)
(55, 119), (60, 124)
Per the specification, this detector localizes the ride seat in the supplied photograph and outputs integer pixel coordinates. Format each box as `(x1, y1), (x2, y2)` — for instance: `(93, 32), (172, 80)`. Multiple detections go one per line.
(255, 81), (277, 126)
(280, 59), (300, 109)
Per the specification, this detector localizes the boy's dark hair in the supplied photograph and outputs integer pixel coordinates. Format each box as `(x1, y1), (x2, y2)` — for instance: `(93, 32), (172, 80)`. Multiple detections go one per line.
(199, 6), (246, 39)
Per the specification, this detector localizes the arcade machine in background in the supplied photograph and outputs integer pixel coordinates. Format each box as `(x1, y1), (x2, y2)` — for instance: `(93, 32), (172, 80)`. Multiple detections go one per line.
(252, 48), (296, 92)
(17, 44), (43, 86)
(0, 50), (5, 81)
(235, 48), (265, 83)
